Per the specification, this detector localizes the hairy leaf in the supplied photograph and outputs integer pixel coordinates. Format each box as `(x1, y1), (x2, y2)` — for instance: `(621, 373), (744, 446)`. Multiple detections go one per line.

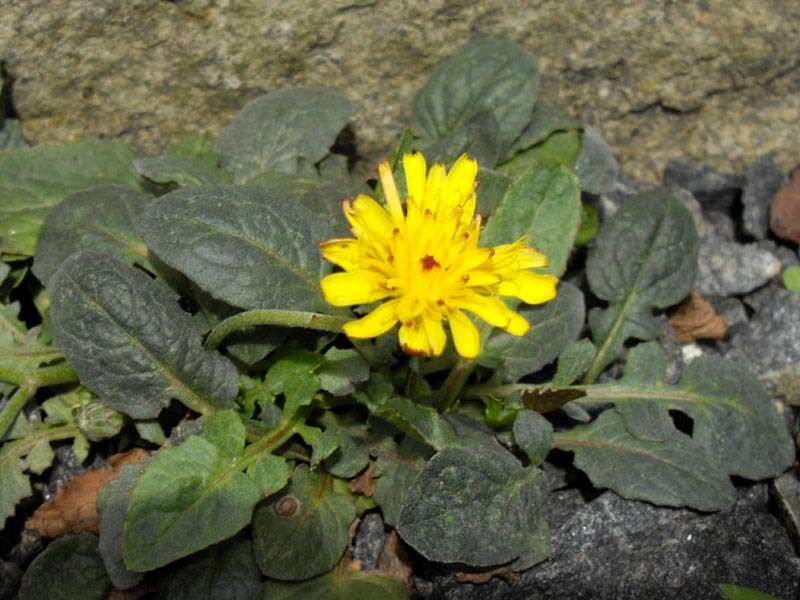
(135, 155), (230, 187)
(586, 189), (698, 379)
(252, 466), (356, 581)
(0, 140), (142, 256)
(139, 185), (332, 311)
(217, 87), (355, 181)
(575, 126), (619, 195)
(507, 103), (581, 157)
(373, 436), (431, 527)
(33, 185), (153, 284)
(553, 339), (596, 386)
(261, 567), (410, 600)
(18, 533), (110, 600)
(482, 163), (581, 277)
(157, 537), (261, 600)
(513, 410), (553, 466)
(50, 251), (238, 419)
(479, 281), (584, 381)
(412, 38), (539, 155)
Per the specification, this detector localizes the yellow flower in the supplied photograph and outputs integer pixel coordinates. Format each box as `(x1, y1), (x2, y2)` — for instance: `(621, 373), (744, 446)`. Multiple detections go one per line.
(320, 152), (558, 359)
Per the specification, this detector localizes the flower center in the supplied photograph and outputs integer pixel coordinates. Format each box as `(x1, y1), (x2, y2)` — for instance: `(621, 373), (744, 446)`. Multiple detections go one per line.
(420, 254), (440, 271)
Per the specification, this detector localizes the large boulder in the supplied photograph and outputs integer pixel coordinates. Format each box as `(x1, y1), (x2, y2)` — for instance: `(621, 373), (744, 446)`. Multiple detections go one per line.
(2, 1), (800, 180)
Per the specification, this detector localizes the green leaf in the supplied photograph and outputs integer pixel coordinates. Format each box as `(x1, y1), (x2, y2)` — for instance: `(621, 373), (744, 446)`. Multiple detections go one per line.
(0, 301), (61, 376)
(498, 129), (582, 181)
(123, 434), (262, 571)
(507, 103), (581, 157)
(0, 119), (27, 151)
(261, 566), (410, 600)
(781, 265), (800, 293)
(318, 348), (369, 397)
(513, 410), (553, 466)
(217, 87), (355, 181)
(575, 201), (599, 246)
(475, 168), (510, 217)
(0, 446), (31, 527)
(24, 439), (55, 475)
(585, 189), (698, 380)
(264, 351), (323, 417)
(135, 155), (230, 187)
(18, 533), (111, 600)
(420, 110), (501, 168)
(33, 185), (153, 285)
(157, 537), (261, 600)
(397, 447), (549, 567)
(479, 281), (584, 382)
(252, 465), (356, 581)
(246, 454), (291, 497)
(139, 185), (333, 311)
(553, 339), (596, 386)
(482, 163), (581, 277)
(322, 423), (372, 479)
(97, 464), (145, 590)
(718, 584), (778, 600)
(575, 126), (619, 195)
(373, 436), (431, 527)
(0, 140), (143, 256)
(203, 410), (247, 458)
(412, 38), (539, 155)
(555, 410), (735, 511)
(50, 251), (238, 419)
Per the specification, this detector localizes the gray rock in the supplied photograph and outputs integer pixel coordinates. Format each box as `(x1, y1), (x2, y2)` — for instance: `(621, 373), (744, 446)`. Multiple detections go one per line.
(0, 560), (21, 600)
(703, 210), (736, 240)
(710, 297), (748, 329)
(757, 239), (799, 267)
(45, 445), (87, 499)
(352, 511), (387, 570)
(727, 286), (800, 401)
(670, 187), (706, 237)
(772, 473), (800, 555)
(417, 490), (800, 600)
(743, 155), (787, 239)
(3, 2), (800, 181)
(662, 160), (743, 212)
(695, 233), (781, 297)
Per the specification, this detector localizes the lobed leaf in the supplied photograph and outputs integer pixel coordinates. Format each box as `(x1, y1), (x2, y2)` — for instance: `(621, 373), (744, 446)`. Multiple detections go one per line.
(138, 185), (333, 312)
(49, 251), (238, 419)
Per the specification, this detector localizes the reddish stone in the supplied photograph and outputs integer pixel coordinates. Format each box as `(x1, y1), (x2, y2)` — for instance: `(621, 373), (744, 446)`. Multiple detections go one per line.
(770, 170), (800, 243)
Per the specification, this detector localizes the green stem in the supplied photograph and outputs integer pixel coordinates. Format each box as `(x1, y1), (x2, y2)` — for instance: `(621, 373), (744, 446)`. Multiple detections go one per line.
(436, 357), (477, 413)
(0, 385), (36, 440)
(204, 309), (349, 350)
(0, 366), (25, 386)
(2, 423), (80, 455)
(240, 415), (302, 466)
(28, 363), (79, 387)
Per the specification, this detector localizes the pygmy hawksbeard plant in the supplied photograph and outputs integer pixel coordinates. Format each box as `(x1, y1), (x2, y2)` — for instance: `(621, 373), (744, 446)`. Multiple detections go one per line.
(320, 152), (559, 358)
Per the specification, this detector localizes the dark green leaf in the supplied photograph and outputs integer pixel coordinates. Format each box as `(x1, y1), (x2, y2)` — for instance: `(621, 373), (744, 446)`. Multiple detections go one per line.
(246, 454), (291, 497)
(217, 88), (355, 181)
(718, 584), (778, 600)
(18, 533), (110, 600)
(322, 424), (372, 479)
(498, 130), (582, 181)
(0, 447), (31, 527)
(261, 567), (410, 600)
(318, 347), (369, 396)
(513, 410), (553, 465)
(412, 38), (539, 155)
(139, 185), (333, 311)
(123, 433), (261, 571)
(421, 111), (501, 168)
(50, 251), (238, 419)
(507, 103), (581, 157)
(97, 464), (145, 590)
(482, 163), (581, 277)
(33, 185), (153, 285)
(575, 127), (619, 195)
(586, 189), (698, 378)
(0, 301), (61, 377)
(135, 155), (230, 187)
(475, 168), (510, 217)
(252, 466), (356, 581)
(373, 436), (431, 527)
(157, 537), (261, 600)
(555, 410), (735, 511)
(264, 351), (323, 417)
(24, 439), (55, 475)
(0, 119), (27, 151)
(553, 339), (596, 386)
(203, 410), (247, 459)
(0, 140), (143, 256)
(397, 447), (549, 567)
(479, 281), (584, 381)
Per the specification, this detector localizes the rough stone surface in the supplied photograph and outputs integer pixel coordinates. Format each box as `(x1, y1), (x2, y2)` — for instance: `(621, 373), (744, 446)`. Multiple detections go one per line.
(352, 511), (387, 571)
(663, 160), (744, 212)
(695, 233), (782, 298)
(727, 286), (800, 401)
(771, 170), (800, 243)
(743, 155), (787, 240)
(710, 297), (748, 330)
(417, 489), (800, 600)
(2, 2), (800, 180)
(773, 472), (800, 555)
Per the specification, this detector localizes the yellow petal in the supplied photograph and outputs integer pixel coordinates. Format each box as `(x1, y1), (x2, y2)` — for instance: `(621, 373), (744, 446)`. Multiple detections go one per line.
(504, 309), (530, 336)
(422, 316), (447, 357)
(424, 163), (446, 212)
(498, 271), (559, 305)
(345, 194), (393, 238)
(447, 309), (480, 358)
(517, 247), (548, 269)
(403, 152), (427, 208)
(453, 294), (510, 328)
(463, 270), (501, 287)
(399, 319), (431, 356)
(445, 154), (478, 204)
(321, 270), (390, 306)
(320, 239), (360, 270)
(395, 294), (426, 321)
(379, 161), (404, 224)
(343, 300), (399, 339)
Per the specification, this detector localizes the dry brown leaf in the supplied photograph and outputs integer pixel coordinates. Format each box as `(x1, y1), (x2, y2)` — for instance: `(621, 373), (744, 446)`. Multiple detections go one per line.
(376, 530), (414, 587)
(26, 448), (148, 538)
(455, 566), (521, 585)
(669, 291), (727, 343)
(348, 463), (375, 497)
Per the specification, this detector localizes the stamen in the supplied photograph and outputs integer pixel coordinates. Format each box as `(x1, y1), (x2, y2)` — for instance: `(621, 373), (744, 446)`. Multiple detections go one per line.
(420, 255), (440, 271)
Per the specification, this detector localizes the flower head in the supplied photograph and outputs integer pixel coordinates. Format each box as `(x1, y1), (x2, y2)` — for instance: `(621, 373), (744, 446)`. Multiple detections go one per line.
(320, 153), (558, 358)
